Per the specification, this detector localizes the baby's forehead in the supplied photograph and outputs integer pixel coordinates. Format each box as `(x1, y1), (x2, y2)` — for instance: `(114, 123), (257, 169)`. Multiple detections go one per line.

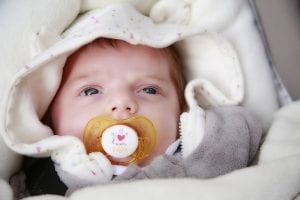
(62, 39), (176, 79)
(64, 40), (175, 74)
(60, 38), (183, 91)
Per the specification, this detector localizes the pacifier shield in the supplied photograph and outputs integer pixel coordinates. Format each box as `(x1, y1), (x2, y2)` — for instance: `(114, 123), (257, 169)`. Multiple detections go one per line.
(102, 124), (138, 159)
(83, 116), (156, 165)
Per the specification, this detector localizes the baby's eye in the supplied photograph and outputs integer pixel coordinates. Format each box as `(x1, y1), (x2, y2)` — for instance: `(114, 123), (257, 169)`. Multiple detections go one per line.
(141, 87), (158, 95)
(80, 87), (100, 96)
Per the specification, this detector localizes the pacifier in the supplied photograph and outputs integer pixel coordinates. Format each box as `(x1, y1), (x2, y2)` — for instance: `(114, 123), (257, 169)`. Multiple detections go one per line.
(83, 116), (156, 165)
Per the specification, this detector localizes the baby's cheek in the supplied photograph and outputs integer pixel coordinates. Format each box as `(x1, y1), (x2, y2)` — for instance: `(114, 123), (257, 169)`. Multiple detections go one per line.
(55, 117), (85, 140)
(155, 120), (177, 151)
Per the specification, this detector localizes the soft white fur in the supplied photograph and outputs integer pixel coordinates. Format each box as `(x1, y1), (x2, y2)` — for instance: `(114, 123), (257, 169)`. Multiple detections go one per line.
(150, 0), (244, 31)
(0, 0), (80, 198)
(259, 101), (300, 163)
(176, 34), (244, 108)
(80, 0), (158, 15)
(0, 179), (13, 200)
(222, 4), (279, 130)
(180, 80), (206, 158)
(150, 0), (278, 130)
(0, 0), (297, 199)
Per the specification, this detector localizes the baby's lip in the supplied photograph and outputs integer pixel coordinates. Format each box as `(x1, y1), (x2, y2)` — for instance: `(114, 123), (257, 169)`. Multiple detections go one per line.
(111, 112), (133, 121)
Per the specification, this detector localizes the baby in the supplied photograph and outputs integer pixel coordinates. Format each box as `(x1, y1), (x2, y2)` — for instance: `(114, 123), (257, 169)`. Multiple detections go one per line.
(20, 38), (262, 197)
(50, 38), (186, 166)
(22, 38), (186, 196)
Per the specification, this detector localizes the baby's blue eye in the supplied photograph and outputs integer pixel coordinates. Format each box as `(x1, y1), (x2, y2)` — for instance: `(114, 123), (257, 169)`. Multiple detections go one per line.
(80, 87), (99, 96)
(142, 87), (157, 95)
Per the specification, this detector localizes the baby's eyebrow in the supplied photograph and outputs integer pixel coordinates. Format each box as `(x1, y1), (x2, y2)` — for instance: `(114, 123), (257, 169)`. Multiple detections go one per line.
(64, 74), (99, 88)
(67, 74), (90, 84)
(134, 74), (167, 84)
(146, 74), (171, 83)
(68, 71), (105, 83)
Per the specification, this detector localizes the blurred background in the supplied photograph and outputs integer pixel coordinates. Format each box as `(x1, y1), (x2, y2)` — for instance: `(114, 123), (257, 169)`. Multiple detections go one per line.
(255, 0), (300, 100)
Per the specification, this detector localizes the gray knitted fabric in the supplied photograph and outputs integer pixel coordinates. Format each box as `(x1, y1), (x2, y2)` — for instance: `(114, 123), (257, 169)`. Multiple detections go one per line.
(114, 106), (263, 181)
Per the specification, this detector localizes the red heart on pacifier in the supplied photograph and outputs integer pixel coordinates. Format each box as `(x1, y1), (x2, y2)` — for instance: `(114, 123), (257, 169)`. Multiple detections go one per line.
(117, 134), (125, 141)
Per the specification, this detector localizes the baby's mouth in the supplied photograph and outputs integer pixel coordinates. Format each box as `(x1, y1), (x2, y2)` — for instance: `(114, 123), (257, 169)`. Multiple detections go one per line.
(83, 116), (156, 166)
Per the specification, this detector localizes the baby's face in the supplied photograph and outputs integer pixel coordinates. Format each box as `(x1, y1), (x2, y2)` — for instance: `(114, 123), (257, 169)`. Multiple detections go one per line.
(50, 41), (181, 165)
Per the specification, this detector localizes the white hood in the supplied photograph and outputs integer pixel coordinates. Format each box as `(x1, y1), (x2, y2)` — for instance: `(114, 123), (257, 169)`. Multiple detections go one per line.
(1, 2), (247, 156)
(0, 2), (277, 190)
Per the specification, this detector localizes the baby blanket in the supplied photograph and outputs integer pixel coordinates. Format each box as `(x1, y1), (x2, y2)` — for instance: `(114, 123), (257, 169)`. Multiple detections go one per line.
(114, 106), (263, 181)
(63, 101), (300, 200)
(0, 0), (299, 200)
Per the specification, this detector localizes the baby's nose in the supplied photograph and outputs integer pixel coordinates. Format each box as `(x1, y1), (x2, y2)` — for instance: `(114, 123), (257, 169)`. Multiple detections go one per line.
(107, 94), (137, 120)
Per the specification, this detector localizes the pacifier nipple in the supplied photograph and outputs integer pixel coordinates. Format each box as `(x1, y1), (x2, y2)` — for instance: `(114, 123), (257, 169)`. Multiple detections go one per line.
(83, 116), (156, 165)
